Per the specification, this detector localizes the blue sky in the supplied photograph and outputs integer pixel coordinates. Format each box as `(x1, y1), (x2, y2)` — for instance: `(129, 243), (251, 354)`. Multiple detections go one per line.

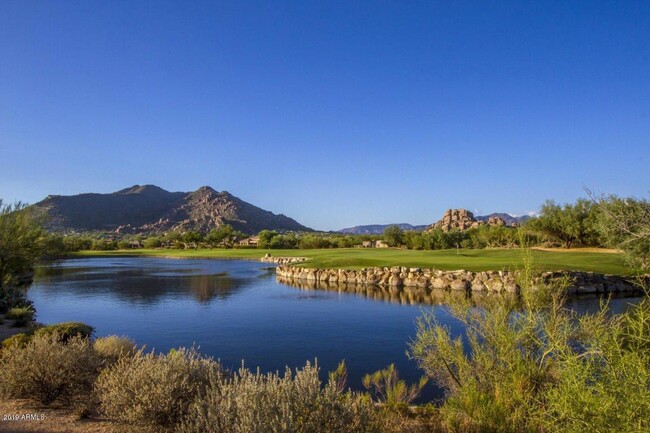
(1, 1), (649, 230)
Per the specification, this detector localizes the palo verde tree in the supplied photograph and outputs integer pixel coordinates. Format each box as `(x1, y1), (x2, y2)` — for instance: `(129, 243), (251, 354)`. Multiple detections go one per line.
(383, 225), (404, 247)
(527, 199), (599, 248)
(0, 200), (46, 294)
(593, 194), (650, 270)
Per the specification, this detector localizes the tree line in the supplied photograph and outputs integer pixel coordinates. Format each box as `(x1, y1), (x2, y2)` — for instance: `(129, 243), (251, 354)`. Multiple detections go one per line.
(7, 195), (649, 273)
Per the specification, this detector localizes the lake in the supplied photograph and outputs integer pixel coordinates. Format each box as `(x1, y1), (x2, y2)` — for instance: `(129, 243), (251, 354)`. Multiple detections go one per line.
(27, 257), (642, 402)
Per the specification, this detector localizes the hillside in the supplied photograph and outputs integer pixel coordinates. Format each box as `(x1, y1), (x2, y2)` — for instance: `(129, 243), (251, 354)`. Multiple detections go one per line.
(337, 223), (428, 235)
(32, 185), (311, 235)
(475, 212), (532, 226)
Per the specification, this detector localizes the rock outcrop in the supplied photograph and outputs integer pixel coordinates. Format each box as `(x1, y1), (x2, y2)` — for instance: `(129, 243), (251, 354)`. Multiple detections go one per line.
(487, 216), (506, 226)
(427, 209), (510, 232)
(429, 209), (477, 231)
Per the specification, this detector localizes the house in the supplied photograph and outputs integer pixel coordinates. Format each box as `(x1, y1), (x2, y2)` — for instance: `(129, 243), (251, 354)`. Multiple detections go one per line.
(128, 240), (143, 249)
(374, 240), (389, 248)
(238, 236), (260, 247)
(361, 240), (390, 248)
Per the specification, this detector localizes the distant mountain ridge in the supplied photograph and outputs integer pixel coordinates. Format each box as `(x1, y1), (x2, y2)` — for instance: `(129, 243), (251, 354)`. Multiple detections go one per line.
(338, 224), (428, 235)
(338, 213), (531, 234)
(475, 213), (532, 226)
(33, 185), (311, 235)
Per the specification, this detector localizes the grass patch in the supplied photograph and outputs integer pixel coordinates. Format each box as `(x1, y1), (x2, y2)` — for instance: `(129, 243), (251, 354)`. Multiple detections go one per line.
(72, 247), (637, 275)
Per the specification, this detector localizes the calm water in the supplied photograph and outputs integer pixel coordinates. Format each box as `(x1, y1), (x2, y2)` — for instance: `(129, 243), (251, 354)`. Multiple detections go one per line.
(27, 257), (642, 402)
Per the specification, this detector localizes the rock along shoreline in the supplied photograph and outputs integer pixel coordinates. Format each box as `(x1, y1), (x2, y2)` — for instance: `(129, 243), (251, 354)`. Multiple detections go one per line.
(272, 261), (647, 295)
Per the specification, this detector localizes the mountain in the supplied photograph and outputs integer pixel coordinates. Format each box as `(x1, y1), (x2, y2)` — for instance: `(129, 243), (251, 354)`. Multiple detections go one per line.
(475, 213), (532, 226)
(33, 185), (311, 235)
(339, 212), (531, 235)
(337, 224), (428, 235)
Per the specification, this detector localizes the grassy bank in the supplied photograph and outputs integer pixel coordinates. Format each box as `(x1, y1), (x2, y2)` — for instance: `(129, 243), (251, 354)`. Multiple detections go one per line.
(73, 247), (636, 275)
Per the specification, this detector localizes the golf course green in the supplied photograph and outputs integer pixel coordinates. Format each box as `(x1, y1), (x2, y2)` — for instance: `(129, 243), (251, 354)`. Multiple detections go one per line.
(74, 247), (637, 275)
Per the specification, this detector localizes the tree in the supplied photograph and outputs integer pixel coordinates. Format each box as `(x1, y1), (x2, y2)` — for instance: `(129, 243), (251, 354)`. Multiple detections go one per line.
(206, 224), (236, 248)
(423, 228), (455, 250)
(528, 199), (598, 248)
(383, 225), (404, 247)
(257, 230), (278, 249)
(593, 194), (650, 270)
(182, 231), (203, 245)
(403, 231), (425, 250)
(0, 201), (46, 293)
(143, 237), (163, 249)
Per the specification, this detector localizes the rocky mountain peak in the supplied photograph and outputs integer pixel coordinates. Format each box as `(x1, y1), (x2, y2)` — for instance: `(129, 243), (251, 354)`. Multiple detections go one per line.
(115, 184), (170, 195)
(31, 184), (311, 235)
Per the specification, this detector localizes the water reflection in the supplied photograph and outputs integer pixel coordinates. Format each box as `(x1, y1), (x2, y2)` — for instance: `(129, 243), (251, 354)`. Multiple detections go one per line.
(33, 259), (256, 305)
(277, 275), (642, 314)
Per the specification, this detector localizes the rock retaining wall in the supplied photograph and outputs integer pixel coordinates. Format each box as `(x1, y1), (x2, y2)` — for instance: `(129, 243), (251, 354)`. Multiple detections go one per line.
(276, 265), (647, 295)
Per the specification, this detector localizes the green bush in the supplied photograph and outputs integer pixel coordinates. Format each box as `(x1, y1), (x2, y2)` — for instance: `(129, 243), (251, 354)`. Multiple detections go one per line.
(0, 334), (101, 405)
(179, 361), (377, 433)
(538, 298), (650, 433)
(6, 306), (34, 327)
(95, 348), (221, 431)
(409, 259), (650, 433)
(94, 335), (137, 363)
(34, 321), (94, 342)
(362, 364), (427, 409)
(1, 332), (32, 349)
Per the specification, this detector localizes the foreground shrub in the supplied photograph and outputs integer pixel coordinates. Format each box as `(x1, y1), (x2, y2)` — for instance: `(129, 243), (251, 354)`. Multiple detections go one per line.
(34, 321), (94, 342)
(1, 332), (32, 349)
(94, 335), (137, 363)
(179, 361), (378, 433)
(0, 334), (101, 405)
(95, 348), (220, 431)
(409, 261), (650, 433)
(538, 298), (650, 433)
(362, 363), (427, 410)
(6, 306), (34, 327)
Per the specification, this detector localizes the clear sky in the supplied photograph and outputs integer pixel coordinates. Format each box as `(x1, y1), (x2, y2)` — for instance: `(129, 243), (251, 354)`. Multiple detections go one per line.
(1, 1), (649, 231)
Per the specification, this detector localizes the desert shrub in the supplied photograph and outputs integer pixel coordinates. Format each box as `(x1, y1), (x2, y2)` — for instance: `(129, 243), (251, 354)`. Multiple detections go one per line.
(409, 241), (650, 433)
(94, 335), (137, 363)
(0, 333), (101, 405)
(95, 348), (221, 431)
(362, 364), (427, 410)
(409, 279), (569, 433)
(179, 360), (378, 433)
(1, 332), (32, 349)
(34, 321), (94, 342)
(6, 306), (34, 327)
(537, 297), (650, 433)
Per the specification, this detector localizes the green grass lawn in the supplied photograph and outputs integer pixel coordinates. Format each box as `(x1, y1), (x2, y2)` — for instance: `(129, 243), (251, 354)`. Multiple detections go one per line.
(73, 247), (637, 275)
